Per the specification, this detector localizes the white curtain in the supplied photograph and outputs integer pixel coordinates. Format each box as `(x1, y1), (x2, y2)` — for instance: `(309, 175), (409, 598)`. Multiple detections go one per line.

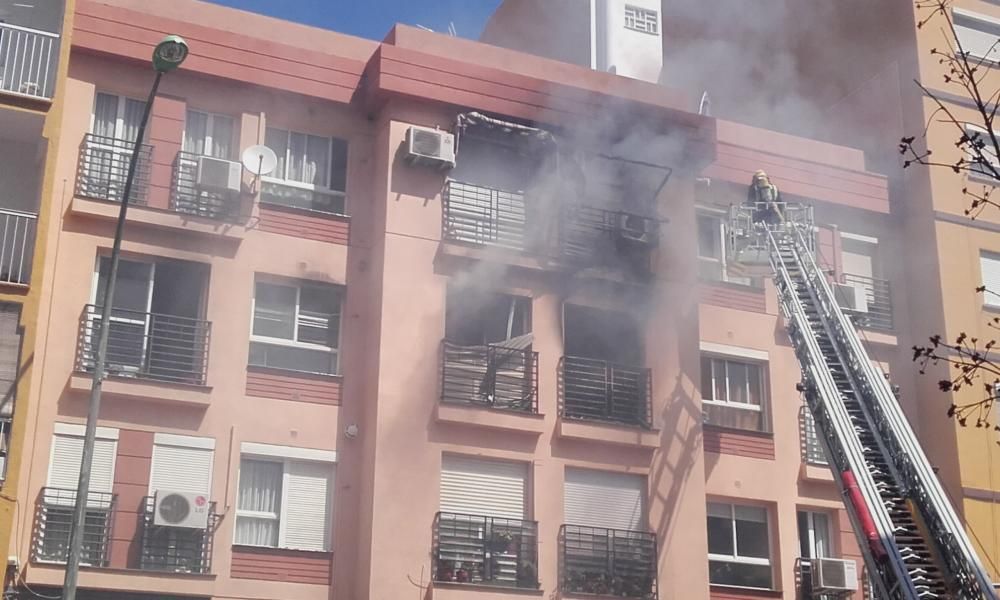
(184, 110), (208, 155)
(212, 115), (234, 159)
(235, 459), (282, 547)
(92, 93), (118, 138)
(122, 98), (146, 142)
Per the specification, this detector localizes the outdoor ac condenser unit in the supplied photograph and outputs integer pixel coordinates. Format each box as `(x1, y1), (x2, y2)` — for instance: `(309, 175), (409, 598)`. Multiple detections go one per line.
(404, 126), (456, 170)
(196, 155), (242, 192)
(617, 213), (658, 246)
(833, 282), (869, 313)
(811, 557), (859, 594)
(153, 490), (210, 529)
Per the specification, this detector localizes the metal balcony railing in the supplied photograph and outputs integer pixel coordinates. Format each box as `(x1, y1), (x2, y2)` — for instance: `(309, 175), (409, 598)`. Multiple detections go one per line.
(560, 524), (657, 599)
(0, 23), (58, 100)
(77, 133), (153, 205)
(441, 341), (538, 413)
(559, 206), (658, 272)
(172, 151), (241, 221)
(560, 356), (652, 428)
(77, 305), (211, 385)
(32, 487), (114, 567)
(140, 496), (217, 574)
(0, 208), (36, 285)
(841, 273), (893, 332)
(442, 180), (528, 252)
(799, 405), (829, 466)
(433, 511), (539, 589)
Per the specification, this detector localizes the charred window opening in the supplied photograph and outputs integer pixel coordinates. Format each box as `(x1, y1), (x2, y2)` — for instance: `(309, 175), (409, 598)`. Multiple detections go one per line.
(563, 304), (642, 366)
(442, 286), (537, 413)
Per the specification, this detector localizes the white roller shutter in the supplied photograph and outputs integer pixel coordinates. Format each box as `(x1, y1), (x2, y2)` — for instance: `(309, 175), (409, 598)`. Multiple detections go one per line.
(564, 468), (646, 531)
(48, 425), (117, 506)
(982, 253), (1000, 307)
(0, 306), (20, 418)
(149, 434), (215, 495)
(281, 460), (333, 551)
(440, 455), (526, 520)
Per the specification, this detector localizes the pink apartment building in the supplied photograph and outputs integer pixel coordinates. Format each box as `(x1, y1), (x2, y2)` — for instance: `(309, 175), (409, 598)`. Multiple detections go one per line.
(9, 1), (913, 600)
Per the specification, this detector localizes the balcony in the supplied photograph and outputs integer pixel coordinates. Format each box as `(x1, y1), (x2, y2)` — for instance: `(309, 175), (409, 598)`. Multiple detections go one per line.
(442, 180), (529, 252)
(172, 151), (241, 222)
(77, 133), (152, 205)
(560, 525), (657, 599)
(0, 207), (36, 285)
(441, 341), (538, 414)
(32, 487), (115, 567)
(560, 356), (652, 428)
(559, 206), (659, 273)
(842, 273), (892, 332)
(77, 304), (211, 386)
(0, 23), (59, 101)
(140, 496), (217, 574)
(799, 406), (828, 466)
(433, 511), (539, 590)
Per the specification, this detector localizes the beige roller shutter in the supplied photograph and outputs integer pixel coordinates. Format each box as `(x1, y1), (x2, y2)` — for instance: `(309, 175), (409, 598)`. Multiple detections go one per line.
(564, 468), (645, 531)
(440, 455), (527, 520)
(149, 433), (215, 496)
(281, 460), (333, 552)
(47, 424), (118, 506)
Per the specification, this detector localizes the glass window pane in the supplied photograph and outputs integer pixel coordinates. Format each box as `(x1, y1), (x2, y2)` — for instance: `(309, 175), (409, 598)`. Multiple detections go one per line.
(288, 132), (307, 183)
(329, 137), (348, 192)
(184, 110), (208, 155)
(298, 285), (339, 347)
(211, 115), (234, 159)
(713, 359), (726, 403)
(735, 510), (770, 559)
(122, 99), (146, 142)
(701, 356), (714, 402)
(797, 511), (810, 558)
(235, 515), (279, 547)
(727, 362), (749, 404)
(697, 215), (720, 258)
(748, 364), (762, 406)
(249, 342), (336, 374)
(709, 560), (772, 589)
(265, 128), (288, 180)
(93, 93), (118, 138)
(96, 258), (151, 312)
(812, 513), (830, 558)
(253, 283), (296, 340)
(306, 135), (329, 188)
(707, 514), (734, 555)
(237, 459), (283, 513)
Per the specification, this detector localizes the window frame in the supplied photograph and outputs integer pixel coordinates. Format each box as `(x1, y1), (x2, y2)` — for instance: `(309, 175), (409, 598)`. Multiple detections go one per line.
(696, 208), (754, 287)
(249, 277), (343, 374)
(797, 509), (832, 560)
(707, 502), (773, 588)
(980, 251), (1000, 308)
(701, 355), (767, 413)
(260, 126), (348, 212)
(953, 8), (1000, 64)
(623, 4), (659, 35)
(183, 109), (236, 160)
(90, 92), (145, 140)
(234, 451), (335, 552)
(963, 123), (1000, 181)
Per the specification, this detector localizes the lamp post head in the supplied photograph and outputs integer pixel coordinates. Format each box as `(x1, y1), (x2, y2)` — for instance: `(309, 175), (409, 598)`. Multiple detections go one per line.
(152, 35), (188, 72)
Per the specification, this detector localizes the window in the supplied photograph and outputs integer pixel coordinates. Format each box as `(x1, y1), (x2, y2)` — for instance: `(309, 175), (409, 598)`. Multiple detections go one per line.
(701, 355), (768, 432)
(954, 9), (1000, 64)
(261, 127), (348, 214)
(235, 445), (335, 552)
(445, 286), (530, 346)
(797, 510), (832, 559)
(564, 468), (645, 531)
(249, 278), (342, 375)
(82, 93), (149, 203)
(624, 5), (659, 35)
(980, 252), (1000, 308)
(183, 110), (234, 159)
(92, 92), (145, 142)
(0, 303), (21, 483)
(697, 212), (752, 286)
(707, 502), (772, 589)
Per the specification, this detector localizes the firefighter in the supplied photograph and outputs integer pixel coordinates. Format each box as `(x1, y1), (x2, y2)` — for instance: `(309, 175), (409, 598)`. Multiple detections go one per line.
(746, 170), (783, 225)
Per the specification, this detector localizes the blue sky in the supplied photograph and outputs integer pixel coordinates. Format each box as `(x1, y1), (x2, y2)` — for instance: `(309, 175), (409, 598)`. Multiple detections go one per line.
(205, 0), (503, 41)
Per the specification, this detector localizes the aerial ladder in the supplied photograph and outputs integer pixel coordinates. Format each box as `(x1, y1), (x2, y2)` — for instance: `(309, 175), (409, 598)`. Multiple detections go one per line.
(726, 191), (997, 600)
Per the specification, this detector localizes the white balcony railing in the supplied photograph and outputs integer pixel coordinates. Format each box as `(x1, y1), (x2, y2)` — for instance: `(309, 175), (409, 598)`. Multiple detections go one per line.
(0, 208), (36, 285)
(0, 22), (59, 100)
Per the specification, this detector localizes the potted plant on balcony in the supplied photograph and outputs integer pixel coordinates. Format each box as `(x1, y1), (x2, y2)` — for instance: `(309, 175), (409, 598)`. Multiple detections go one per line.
(436, 559), (455, 582)
(489, 530), (515, 553)
(517, 559), (538, 588)
(455, 562), (470, 583)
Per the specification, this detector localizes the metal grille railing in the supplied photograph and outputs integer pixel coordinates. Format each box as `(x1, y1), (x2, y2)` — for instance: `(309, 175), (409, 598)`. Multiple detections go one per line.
(441, 341), (538, 413)
(172, 151), (241, 221)
(77, 304), (211, 385)
(433, 512), (539, 589)
(560, 525), (657, 599)
(560, 356), (652, 428)
(841, 273), (893, 332)
(442, 180), (528, 251)
(0, 23), (58, 100)
(0, 208), (36, 285)
(32, 487), (114, 567)
(140, 496), (216, 574)
(77, 133), (152, 205)
(0, 417), (10, 483)
(799, 405), (829, 466)
(559, 205), (658, 272)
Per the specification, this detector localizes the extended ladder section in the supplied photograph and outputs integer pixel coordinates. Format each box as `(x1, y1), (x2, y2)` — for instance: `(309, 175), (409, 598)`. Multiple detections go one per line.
(764, 227), (995, 600)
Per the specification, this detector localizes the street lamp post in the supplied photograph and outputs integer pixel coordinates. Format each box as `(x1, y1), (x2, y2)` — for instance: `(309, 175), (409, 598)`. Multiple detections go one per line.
(61, 35), (188, 600)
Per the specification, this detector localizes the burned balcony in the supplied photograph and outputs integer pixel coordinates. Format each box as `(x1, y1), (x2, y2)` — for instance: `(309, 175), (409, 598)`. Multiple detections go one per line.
(140, 496), (217, 574)
(433, 511), (539, 589)
(77, 133), (152, 205)
(172, 151), (242, 222)
(559, 206), (660, 274)
(560, 525), (657, 599)
(32, 487), (115, 567)
(441, 341), (538, 413)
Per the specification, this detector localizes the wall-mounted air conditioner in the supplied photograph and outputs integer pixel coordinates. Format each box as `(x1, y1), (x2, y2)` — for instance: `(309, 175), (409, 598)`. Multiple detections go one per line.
(404, 126), (455, 170)
(196, 156), (242, 192)
(617, 213), (658, 246)
(833, 282), (868, 313)
(811, 557), (859, 594)
(153, 490), (210, 529)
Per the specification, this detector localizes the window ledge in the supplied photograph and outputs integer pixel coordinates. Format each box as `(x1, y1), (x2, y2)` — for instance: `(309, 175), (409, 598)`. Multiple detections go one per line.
(856, 328), (898, 346)
(71, 196), (246, 240)
(432, 581), (543, 596)
(436, 402), (545, 435)
(800, 462), (835, 483)
(557, 417), (659, 449)
(702, 424), (773, 438)
(232, 544), (332, 557)
(69, 372), (211, 408)
(246, 364), (342, 380)
(709, 584), (782, 598)
(699, 278), (765, 293)
(258, 200), (350, 221)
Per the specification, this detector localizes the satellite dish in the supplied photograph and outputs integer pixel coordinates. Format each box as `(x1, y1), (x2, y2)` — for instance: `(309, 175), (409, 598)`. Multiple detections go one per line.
(242, 144), (278, 177)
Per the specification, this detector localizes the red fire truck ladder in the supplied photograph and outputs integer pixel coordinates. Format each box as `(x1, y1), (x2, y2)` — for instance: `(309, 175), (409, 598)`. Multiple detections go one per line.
(728, 204), (996, 600)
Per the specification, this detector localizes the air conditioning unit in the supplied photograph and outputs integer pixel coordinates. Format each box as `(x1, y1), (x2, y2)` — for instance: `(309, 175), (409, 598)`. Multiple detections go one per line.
(833, 282), (869, 313)
(153, 490), (210, 529)
(812, 557), (858, 594)
(617, 213), (658, 246)
(196, 155), (242, 192)
(404, 126), (455, 169)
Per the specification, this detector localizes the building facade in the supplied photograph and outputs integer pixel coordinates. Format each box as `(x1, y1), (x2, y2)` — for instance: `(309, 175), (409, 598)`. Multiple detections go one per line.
(5, 1), (939, 600)
(0, 0), (75, 586)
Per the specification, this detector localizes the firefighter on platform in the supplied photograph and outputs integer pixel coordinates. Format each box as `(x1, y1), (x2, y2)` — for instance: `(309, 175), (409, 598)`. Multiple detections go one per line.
(746, 170), (784, 226)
